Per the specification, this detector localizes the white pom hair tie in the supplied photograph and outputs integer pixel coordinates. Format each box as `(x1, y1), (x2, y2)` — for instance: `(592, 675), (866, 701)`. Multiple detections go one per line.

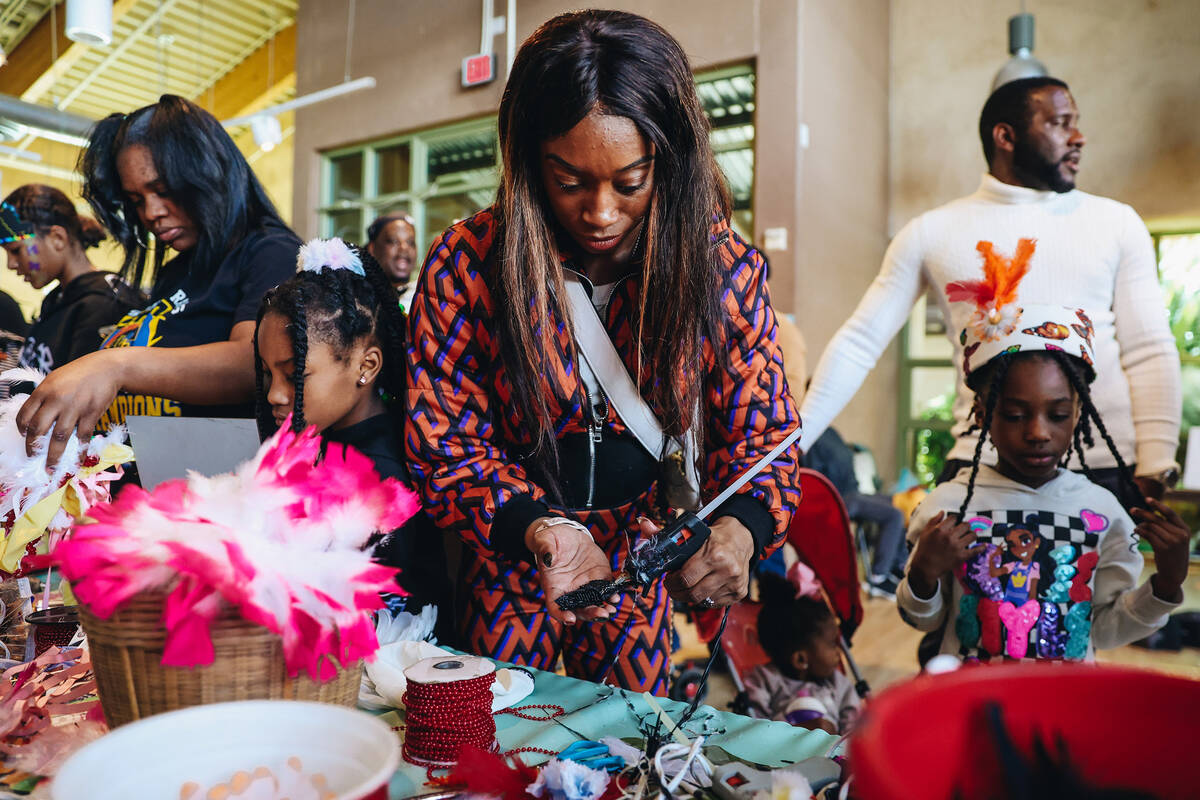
(297, 237), (364, 276)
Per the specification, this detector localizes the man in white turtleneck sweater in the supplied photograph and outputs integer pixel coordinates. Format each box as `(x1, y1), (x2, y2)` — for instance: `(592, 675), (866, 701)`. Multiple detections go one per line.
(801, 77), (1181, 511)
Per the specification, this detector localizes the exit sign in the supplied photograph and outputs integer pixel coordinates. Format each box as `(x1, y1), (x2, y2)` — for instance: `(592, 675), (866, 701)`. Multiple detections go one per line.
(461, 53), (495, 87)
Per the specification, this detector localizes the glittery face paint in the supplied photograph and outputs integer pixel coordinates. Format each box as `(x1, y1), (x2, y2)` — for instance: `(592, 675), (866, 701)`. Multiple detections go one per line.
(4, 238), (51, 289)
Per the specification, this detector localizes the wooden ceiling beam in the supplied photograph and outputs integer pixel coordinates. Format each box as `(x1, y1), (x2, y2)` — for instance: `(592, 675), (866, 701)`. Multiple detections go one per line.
(8, 0), (140, 103)
(199, 23), (295, 122)
(0, 2), (71, 97)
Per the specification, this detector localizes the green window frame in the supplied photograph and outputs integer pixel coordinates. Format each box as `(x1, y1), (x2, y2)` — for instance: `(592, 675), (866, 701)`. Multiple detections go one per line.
(318, 117), (501, 256)
(317, 64), (758, 258)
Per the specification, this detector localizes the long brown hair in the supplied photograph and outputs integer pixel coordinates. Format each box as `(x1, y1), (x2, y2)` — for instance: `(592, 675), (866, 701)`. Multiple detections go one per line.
(495, 9), (731, 460)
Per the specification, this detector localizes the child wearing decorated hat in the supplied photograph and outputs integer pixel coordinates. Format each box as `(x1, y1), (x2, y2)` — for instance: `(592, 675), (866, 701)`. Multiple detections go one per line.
(253, 238), (452, 637)
(896, 239), (1189, 662)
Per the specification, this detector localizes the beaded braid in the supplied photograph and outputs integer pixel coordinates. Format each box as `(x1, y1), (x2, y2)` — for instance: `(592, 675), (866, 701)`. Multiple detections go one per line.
(287, 286), (311, 433)
(1045, 350), (1144, 507)
(958, 356), (1012, 519)
(252, 300), (275, 441)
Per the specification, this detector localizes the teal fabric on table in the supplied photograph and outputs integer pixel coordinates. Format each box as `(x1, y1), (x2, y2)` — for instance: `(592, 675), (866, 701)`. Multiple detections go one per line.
(384, 656), (837, 798)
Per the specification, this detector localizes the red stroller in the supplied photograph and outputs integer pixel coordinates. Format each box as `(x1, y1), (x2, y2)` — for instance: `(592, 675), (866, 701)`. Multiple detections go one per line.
(675, 468), (869, 709)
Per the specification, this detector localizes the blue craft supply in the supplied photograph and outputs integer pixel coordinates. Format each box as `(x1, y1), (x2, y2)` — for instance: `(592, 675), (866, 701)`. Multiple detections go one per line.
(1064, 601), (1092, 660)
(1037, 602), (1064, 658)
(1053, 564), (1077, 582)
(1045, 577), (1071, 603)
(558, 740), (626, 773)
(1049, 544), (1078, 564)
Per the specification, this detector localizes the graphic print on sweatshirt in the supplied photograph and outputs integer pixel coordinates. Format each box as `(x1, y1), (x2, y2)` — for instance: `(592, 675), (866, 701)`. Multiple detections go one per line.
(955, 507), (1107, 661)
(95, 289), (190, 431)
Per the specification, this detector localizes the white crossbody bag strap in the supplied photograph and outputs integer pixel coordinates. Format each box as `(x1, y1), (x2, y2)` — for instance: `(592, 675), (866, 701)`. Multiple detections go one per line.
(564, 275), (670, 458)
(564, 275), (701, 509)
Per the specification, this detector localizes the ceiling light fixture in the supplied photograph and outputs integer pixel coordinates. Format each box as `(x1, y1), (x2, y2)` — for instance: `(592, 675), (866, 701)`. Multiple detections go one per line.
(66, 0), (113, 47)
(249, 115), (283, 152)
(992, 11), (1048, 90)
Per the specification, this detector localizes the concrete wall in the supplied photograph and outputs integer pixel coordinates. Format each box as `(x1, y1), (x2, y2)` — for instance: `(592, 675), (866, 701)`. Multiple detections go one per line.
(294, 0), (761, 239)
(794, 0), (893, 472)
(890, 0), (1200, 233)
(294, 0), (895, 470)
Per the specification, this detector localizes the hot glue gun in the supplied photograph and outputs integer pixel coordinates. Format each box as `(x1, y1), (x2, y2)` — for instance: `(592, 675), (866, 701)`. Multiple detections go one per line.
(555, 424), (803, 611)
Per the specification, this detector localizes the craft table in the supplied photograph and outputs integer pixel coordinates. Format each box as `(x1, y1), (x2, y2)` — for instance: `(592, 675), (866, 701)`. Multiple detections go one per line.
(381, 657), (838, 799)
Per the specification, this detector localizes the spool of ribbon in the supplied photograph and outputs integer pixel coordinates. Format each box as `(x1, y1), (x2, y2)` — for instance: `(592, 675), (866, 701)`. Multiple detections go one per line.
(401, 655), (498, 768)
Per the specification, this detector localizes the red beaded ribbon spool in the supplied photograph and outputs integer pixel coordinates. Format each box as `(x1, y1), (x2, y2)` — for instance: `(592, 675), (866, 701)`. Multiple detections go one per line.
(402, 670), (498, 768)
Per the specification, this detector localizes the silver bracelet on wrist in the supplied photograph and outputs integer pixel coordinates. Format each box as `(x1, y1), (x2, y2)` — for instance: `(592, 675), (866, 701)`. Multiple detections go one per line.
(531, 515), (594, 543)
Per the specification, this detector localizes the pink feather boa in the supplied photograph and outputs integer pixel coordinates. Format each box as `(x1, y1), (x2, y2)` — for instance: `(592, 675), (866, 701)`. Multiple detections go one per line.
(55, 418), (419, 680)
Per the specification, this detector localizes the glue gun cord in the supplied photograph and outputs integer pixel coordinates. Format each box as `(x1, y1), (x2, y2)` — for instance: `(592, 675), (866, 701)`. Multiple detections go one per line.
(676, 607), (729, 729)
(596, 602), (640, 686)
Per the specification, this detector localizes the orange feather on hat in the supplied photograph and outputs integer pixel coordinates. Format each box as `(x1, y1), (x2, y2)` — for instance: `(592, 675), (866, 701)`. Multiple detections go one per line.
(945, 238), (1036, 312)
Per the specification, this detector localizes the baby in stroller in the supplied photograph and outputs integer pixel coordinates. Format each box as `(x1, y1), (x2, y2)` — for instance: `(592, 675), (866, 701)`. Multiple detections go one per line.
(744, 564), (862, 734)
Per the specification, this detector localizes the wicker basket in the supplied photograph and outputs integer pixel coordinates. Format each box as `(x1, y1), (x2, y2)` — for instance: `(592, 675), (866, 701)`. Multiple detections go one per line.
(79, 593), (363, 728)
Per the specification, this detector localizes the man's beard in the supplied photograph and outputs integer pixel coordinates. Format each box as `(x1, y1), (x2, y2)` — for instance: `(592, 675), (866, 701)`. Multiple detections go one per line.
(1012, 138), (1075, 193)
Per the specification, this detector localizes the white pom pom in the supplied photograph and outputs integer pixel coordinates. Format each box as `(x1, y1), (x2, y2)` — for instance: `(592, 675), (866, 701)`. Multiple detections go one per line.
(296, 238), (364, 276)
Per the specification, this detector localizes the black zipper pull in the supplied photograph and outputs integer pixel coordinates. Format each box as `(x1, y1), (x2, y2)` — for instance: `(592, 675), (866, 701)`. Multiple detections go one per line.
(583, 389), (608, 510)
(585, 415), (598, 510)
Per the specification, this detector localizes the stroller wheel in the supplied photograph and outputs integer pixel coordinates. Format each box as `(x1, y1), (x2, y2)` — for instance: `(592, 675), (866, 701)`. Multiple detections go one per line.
(670, 661), (708, 704)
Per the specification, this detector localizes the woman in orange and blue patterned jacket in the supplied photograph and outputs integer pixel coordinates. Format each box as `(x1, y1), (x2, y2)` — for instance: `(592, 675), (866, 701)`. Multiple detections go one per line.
(405, 10), (801, 694)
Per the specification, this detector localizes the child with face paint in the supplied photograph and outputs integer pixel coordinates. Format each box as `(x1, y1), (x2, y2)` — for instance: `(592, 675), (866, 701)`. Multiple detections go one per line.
(1, 186), (144, 374)
(896, 240), (1189, 662)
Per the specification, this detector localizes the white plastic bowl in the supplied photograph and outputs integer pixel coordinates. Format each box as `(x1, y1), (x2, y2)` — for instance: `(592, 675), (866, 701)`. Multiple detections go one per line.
(52, 700), (399, 800)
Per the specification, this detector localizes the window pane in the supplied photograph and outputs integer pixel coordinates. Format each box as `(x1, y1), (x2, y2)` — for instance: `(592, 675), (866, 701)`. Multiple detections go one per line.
(906, 294), (955, 360)
(425, 193), (484, 241)
(326, 209), (362, 242)
(330, 153), (363, 202)
(1180, 363), (1200, 468)
(377, 144), (412, 195)
(909, 426), (957, 487)
(426, 130), (498, 185)
(698, 68), (755, 240)
(1159, 233), (1200, 358)
(910, 367), (956, 420)
(715, 145), (753, 214)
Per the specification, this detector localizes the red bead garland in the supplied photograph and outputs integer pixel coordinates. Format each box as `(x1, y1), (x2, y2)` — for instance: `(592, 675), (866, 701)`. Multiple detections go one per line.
(402, 672), (499, 768)
(496, 703), (565, 721)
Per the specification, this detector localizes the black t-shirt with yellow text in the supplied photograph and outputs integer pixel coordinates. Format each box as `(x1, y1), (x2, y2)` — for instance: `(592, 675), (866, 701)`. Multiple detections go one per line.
(97, 221), (300, 431)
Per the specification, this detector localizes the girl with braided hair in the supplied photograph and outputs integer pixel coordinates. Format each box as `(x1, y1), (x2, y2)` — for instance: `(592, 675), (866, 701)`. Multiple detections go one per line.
(896, 242), (1189, 663)
(255, 238), (450, 624)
